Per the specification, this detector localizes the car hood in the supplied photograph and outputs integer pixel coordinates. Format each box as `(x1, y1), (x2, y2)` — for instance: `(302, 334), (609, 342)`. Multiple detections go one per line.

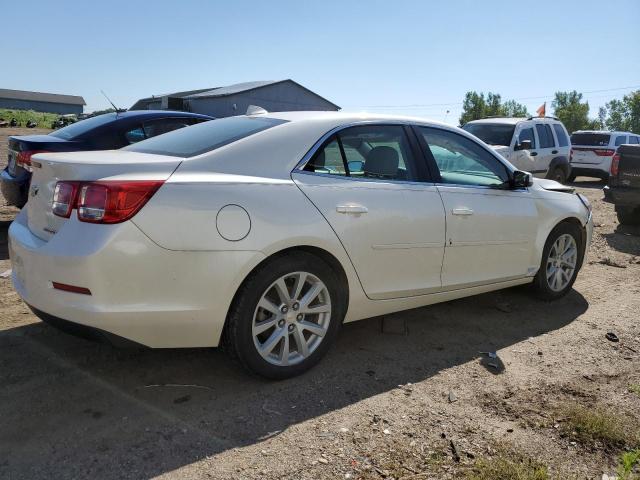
(533, 177), (575, 193)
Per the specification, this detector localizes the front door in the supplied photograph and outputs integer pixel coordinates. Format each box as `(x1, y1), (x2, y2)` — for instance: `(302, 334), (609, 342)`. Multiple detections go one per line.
(511, 123), (542, 176)
(292, 124), (446, 300)
(416, 126), (538, 289)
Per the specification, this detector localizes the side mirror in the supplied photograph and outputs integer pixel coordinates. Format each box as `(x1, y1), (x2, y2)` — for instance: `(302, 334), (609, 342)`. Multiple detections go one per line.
(512, 170), (533, 188)
(515, 139), (532, 151)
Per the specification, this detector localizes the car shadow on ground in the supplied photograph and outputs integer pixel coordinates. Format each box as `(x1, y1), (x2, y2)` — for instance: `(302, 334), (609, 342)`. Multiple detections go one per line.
(602, 224), (640, 256)
(0, 286), (588, 479)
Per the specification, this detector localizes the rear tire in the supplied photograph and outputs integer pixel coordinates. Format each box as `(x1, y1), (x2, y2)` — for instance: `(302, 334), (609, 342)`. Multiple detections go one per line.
(223, 251), (345, 379)
(549, 166), (567, 184)
(533, 222), (583, 300)
(566, 173), (576, 183)
(616, 206), (640, 226)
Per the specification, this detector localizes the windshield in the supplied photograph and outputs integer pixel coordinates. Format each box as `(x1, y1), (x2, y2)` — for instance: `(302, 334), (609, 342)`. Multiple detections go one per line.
(570, 133), (611, 146)
(462, 123), (515, 146)
(50, 113), (118, 140)
(123, 116), (288, 157)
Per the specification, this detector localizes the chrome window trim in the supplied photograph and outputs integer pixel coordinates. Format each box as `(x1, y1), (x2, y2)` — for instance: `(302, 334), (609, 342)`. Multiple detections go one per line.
(292, 120), (519, 189)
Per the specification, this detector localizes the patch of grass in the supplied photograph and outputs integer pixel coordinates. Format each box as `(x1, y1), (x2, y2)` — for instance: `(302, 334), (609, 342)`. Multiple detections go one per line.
(629, 384), (640, 398)
(561, 404), (638, 449)
(0, 109), (59, 128)
(466, 452), (549, 480)
(617, 448), (640, 479)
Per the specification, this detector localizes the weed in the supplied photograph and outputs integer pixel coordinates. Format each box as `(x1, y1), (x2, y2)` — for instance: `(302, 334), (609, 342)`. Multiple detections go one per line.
(617, 448), (640, 479)
(466, 452), (549, 480)
(560, 404), (638, 449)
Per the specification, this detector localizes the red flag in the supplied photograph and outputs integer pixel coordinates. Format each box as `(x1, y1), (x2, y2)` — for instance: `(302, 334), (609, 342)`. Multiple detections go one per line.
(536, 102), (546, 117)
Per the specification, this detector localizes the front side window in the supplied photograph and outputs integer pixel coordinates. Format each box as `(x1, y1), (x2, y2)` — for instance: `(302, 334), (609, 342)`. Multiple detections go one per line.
(614, 135), (628, 146)
(419, 127), (509, 187)
(143, 118), (193, 138)
(124, 116), (287, 157)
(303, 125), (416, 182)
(552, 124), (569, 147)
(517, 127), (536, 149)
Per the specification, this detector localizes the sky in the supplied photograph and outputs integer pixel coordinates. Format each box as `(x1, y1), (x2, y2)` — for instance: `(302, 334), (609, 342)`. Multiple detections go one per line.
(3, 0), (639, 124)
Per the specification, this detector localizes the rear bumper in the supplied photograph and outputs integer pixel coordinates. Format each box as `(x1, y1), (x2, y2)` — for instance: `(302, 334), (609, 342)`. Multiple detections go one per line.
(569, 163), (610, 178)
(0, 167), (29, 207)
(8, 209), (265, 348)
(603, 185), (640, 207)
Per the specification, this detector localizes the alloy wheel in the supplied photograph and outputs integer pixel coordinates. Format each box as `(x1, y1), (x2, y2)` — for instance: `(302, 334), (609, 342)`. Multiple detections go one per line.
(252, 271), (331, 366)
(545, 234), (577, 292)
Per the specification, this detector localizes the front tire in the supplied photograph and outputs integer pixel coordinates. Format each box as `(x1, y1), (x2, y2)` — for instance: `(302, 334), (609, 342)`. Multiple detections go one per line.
(533, 222), (583, 300)
(223, 251), (345, 379)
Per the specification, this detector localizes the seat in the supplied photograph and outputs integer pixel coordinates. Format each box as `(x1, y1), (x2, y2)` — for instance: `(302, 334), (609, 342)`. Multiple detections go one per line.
(364, 146), (400, 179)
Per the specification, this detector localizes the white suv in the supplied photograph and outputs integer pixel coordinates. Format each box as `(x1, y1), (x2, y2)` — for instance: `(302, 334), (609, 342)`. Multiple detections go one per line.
(569, 130), (640, 181)
(463, 117), (572, 183)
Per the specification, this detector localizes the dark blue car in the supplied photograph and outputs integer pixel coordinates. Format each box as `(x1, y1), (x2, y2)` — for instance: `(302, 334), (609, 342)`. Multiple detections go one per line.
(1, 110), (214, 207)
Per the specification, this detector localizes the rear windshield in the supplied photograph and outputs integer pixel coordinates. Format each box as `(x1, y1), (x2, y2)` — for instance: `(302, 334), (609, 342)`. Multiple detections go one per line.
(124, 116), (288, 157)
(570, 133), (611, 146)
(50, 113), (118, 140)
(462, 123), (515, 146)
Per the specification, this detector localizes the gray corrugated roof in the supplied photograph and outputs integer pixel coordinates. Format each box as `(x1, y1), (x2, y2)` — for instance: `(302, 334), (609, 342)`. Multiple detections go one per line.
(0, 88), (86, 105)
(184, 80), (279, 99)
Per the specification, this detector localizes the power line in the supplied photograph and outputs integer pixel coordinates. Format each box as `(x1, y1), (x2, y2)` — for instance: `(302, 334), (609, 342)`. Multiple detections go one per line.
(346, 84), (640, 110)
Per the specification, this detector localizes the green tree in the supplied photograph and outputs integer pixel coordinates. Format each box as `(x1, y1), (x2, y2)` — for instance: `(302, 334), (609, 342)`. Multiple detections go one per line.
(460, 91), (487, 125)
(459, 92), (529, 125)
(599, 90), (640, 133)
(501, 100), (529, 117)
(552, 91), (592, 133)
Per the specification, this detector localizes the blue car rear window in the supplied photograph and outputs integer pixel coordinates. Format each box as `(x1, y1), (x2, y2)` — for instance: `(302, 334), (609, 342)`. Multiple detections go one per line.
(123, 116), (288, 157)
(50, 113), (118, 140)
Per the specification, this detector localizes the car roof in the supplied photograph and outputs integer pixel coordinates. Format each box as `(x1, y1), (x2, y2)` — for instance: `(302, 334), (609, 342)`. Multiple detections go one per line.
(572, 130), (636, 135)
(464, 117), (525, 125)
(256, 110), (453, 128)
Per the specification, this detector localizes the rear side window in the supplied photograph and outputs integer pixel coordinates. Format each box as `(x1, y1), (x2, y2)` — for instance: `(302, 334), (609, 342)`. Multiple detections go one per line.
(614, 135), (628, 146)
(630, 136), (639, 144)
(303, 125), (416, 181)
(124, 116), (287, 157)
(570, 133), (611, 146)
(552, 124), (569, 147)
(535, 124), (554, 148)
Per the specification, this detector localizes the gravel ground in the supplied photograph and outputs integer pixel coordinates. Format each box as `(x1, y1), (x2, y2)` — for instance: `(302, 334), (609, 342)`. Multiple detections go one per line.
(0, 127), (638, 479)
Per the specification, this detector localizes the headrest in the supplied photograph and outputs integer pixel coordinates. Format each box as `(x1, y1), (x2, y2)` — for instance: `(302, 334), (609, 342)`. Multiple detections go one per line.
(364, 146), (399, 177)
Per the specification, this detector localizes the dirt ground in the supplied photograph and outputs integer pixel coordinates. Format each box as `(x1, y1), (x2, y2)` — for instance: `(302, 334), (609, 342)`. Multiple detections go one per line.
(0, 127), (638, 479)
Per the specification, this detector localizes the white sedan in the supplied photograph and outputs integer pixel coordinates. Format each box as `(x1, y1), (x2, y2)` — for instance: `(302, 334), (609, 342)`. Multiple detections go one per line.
(8, 111), (593, 378)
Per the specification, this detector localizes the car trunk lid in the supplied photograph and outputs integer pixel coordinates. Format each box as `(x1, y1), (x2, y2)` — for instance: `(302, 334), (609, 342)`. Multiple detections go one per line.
(570, 133), (613, 164)
(26, 150), (182, 241)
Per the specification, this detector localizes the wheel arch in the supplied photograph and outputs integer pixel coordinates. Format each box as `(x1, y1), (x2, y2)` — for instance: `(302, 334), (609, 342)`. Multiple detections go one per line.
(221, 245), (351, 339)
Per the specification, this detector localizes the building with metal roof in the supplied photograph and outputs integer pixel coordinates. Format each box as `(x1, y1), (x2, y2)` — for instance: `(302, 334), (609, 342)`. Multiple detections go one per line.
(130, 79), (339, 116)
(0, 88), (85, 115)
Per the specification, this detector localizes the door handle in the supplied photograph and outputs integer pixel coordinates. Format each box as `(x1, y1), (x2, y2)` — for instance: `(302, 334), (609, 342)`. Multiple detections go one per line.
(552, 150), (558, 154)
(336, 204), (368, 214)
(452, 207), (474, 216)
(530, 152), (538, 157)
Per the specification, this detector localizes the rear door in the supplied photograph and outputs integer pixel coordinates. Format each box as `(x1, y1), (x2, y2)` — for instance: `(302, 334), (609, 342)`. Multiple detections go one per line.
(292, 124), (446, 300)
(534, 123), (556, 173)
(416, 126), (538, 288)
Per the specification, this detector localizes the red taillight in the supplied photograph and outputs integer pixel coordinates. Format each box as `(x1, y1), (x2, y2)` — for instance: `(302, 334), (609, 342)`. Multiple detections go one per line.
(52, 180), (164, 223)
(52, 181), (79, 218)
(611, 152), (621, 176)
(17, 150), (49, 170)
(594, 149), (615, 157)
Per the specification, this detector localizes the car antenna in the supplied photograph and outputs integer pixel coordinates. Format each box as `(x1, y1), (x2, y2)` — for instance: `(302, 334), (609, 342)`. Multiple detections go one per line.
(100, 90), (121, 115)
